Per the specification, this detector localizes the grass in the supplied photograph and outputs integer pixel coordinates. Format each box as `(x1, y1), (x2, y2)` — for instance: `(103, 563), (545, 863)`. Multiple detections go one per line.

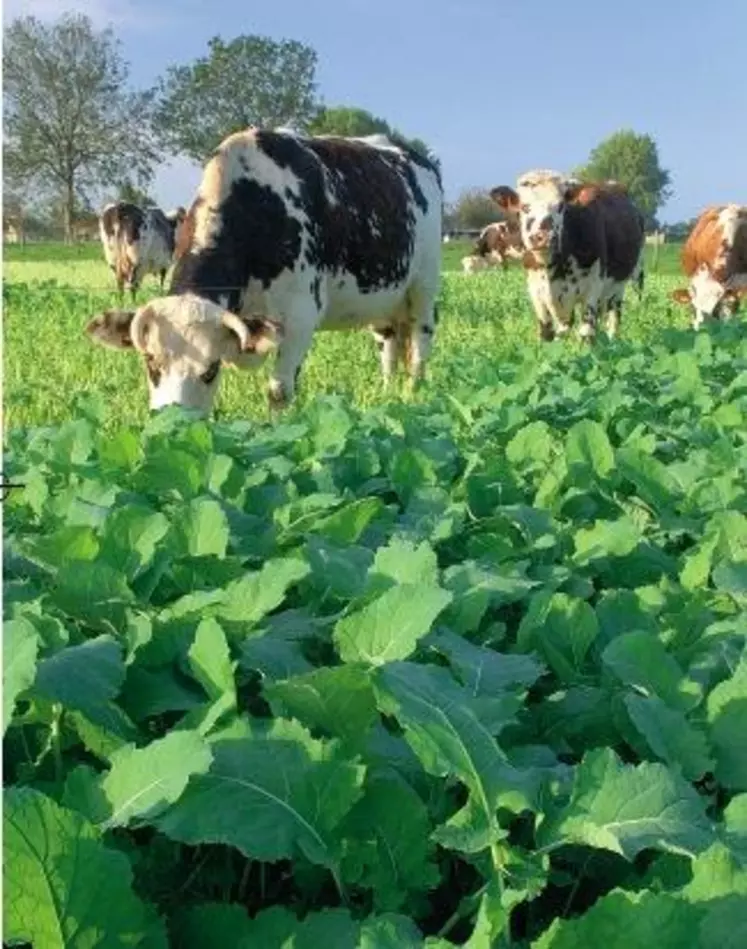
(3, 240), (689, 434)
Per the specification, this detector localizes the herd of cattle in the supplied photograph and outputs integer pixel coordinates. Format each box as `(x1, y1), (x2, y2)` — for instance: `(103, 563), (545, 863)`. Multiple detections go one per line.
(88, 126), (747, 415)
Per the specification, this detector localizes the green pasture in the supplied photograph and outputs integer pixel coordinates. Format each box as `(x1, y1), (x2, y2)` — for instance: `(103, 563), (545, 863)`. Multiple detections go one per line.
(3, 240), (689, 433)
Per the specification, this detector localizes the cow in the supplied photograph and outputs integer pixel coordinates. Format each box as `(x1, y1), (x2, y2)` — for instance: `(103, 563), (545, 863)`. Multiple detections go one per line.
(98, 202), (187, 301)
(670, 205), (747, 329)
(473, 220), (524, 268)
(462, 253), (500, 274)
(85, 128), (443, 413)
(489, 170), (645, 341)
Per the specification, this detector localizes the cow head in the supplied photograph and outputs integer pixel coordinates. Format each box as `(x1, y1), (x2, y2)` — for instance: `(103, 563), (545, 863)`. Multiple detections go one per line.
(85, 293), (283, 413)
(670, 269), (747, 328)
(490, 170), (583, 256)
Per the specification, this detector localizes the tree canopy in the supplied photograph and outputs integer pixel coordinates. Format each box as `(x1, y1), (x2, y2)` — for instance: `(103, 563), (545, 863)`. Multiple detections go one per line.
(3, 13), (161, 240)
(574, 129), (672, 229)
(153, 35), (320, 164)
(445, 188), (504, 231)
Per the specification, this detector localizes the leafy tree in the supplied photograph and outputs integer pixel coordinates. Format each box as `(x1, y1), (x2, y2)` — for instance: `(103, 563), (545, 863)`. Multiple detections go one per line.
(3, 14), (161, 242)
(113, 181), (156, 207)
(574, 130), (672, 229)
(309, 105), (440, 172)
(447, 188), (504, 230)
(153, 35), (321, 164)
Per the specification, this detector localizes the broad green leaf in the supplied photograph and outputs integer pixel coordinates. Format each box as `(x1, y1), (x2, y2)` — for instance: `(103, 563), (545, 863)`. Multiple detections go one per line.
(724, 794), (747, 863)
(99, 730), (213, 828)
(573, 516), (642, 564)
(540, 747), (714, 860)
(99, 505), (170, 579)
(389, 446), (438, 503)
(187, 617), (237, 733)
(22, 524), (100, 570)
(52, 562), (135, 630)
(375, 662), (532, 853)
(616, 445), (682, 513)
(506, 420), (554, 469)
(264, 664), (378, 746)
(174, 497), (229, 559)
(624, 693), (713, 782)
(4, 787), (165, 949)
(3, 616), (38, 735)
(713, 557), (747, 603)
(602, 630), (700, 711)
(532, 889), (702, 949)
(154, 718), (364, 873)
(369, 536), (439, 590)
(314, 496), (384, 544)
(240, 629), (314, 681)
(698, 896), (747, 949)
(426, 627), (545, 693)
(565, 419), (614, 485)
(305, 536), (372, 601)
(517, 591), (598, 683)
(218, 557), (310, 625)
(333, 583), (452, 666)
(682, 842), (747, 902)
(340, 773), (439, 911)
(359, 914), (425, 948)
(707, 655), (747, 791)
(33, 635), (128, 735)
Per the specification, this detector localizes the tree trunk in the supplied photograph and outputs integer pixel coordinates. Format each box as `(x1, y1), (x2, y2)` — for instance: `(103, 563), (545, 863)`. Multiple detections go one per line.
(64, 176), (75, 244)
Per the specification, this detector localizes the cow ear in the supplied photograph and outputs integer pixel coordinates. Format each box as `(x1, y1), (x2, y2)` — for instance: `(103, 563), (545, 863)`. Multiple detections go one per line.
(85, 310), (136, 350)
(563, 180), (586, 203)
(670, 288), (692, 305)
(221, 313), (284, 358)
(489, 186), (520, 213)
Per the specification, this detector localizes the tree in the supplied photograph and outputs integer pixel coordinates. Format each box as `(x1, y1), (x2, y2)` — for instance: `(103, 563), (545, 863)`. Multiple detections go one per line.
(574, 129), (672, 229)
(3, 14), (161, 242)
(153, 35), (321, 164)
(447, 188), (504, 230)
(309, 105), (440, 172)
(114, 181), (157, 207)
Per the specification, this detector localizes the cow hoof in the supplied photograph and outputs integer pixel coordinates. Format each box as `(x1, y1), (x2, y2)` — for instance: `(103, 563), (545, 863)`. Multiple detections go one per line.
(555, 322), (571, 336)
(538, 323), (555, 342)
(268, 380), (289, 410)
(578, 323), (596, 342)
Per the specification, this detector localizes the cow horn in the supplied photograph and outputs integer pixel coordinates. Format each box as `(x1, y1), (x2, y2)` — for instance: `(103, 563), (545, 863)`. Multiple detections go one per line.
(130, 306), (155, 352)
(221, 311), (252, 351)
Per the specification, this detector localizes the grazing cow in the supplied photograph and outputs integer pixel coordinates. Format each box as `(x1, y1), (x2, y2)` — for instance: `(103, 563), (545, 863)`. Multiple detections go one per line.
(462, 253), (499, 273)
(473, 220), (524, 268)
(670, 205), (747, 328)
(489, 170), (645, 341)
(86, 128), (443, 413)
(99, 202), (187, 301)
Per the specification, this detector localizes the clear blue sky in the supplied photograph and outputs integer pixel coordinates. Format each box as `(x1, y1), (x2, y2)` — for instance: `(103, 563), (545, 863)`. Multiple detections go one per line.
(7, 0), (747, 223)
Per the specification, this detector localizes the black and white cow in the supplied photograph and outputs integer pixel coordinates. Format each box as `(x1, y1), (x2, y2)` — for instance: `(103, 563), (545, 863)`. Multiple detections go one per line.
(98, 202), (186, 301)
(490, 170), (645, 341)
(86, 129), (443, 413)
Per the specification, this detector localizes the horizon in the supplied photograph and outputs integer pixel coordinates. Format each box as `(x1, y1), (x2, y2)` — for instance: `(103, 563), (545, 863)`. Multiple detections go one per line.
(4, 0), (746, 225)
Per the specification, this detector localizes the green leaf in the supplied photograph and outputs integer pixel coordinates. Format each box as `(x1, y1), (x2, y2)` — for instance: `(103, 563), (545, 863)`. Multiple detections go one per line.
(506, 420), (554, 469)
(624, 693), (713, 782)
(602, 630), (700, 711)
(375, 662), (532, 853)
(52, 562), (135, 631)
(426, 627), (545, 693)
(33, 635), (129, 735)
(616, 445), (682, 513)
(4, 787), (164, 948)
(359, 914), (426, 948)
(540, 747), (714, 860)
(186, 617), (237, 733)
(724, 794), (747, 863)
(264, 664), (378, 747)
(532, 889), (703, 949)
(333, 583), (452, 666)
(99, 730), (213, 828)
(369, 537), (439, 590)
(174, 497), (229, 558)
(99, 505), (170, 579)
(565, 419), (614, 486)
(707, 654), (747, 791)
(340, 773), (439, 911)
(218, 557), (310, 625)
(314, 496), (384, 544)
(682, 842), (747, 902)
(573, 516), (642, 564)
(3, 616), (38, 735)
(517, 591), (598, 683)
(154, 718), (364, 875)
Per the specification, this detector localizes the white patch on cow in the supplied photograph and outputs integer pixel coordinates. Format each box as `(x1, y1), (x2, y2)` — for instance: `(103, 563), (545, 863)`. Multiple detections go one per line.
(690, 266), (725, 324)
(515, 169), (568, 252)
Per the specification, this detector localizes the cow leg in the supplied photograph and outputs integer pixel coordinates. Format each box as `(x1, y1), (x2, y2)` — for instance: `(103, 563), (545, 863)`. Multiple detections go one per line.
(405, 285), (438, 387)
(267, 310), (318, 411)
(159, 268), (167, 292)
(371, 326), (400, 385)
(606, 294), (623, 339)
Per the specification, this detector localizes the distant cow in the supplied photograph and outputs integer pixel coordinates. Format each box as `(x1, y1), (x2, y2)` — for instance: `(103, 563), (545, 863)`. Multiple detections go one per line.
(461, 253), (502, 273)
(98, 202), (187, 300)
(670, 205), (747, 328)
(645, 230), (666, 246)
(86, 129), (443, 413)
(490, 170), (645, 341)
(473, 220), (524, 267)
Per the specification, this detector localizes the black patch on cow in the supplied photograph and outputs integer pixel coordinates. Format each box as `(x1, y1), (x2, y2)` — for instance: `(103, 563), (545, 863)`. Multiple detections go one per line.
(376, 340), (384, 351)
(201, 360), (221, 384)
(101, 202), (144, 243)
(377, 326), (396, 339)
(145, 355), (161, 387)
(421, 324), (434, 335)
(311, 274), (322, 310)
(170, 178), (303, 309)
(433, 305), (440, 325)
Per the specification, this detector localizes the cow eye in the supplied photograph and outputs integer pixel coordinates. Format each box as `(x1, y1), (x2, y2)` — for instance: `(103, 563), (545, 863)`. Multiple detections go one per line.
(200, 361), (220, 384)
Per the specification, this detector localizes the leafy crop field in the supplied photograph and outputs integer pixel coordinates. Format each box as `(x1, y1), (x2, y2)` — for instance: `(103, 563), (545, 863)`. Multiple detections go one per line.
(4, 241), (747, 948)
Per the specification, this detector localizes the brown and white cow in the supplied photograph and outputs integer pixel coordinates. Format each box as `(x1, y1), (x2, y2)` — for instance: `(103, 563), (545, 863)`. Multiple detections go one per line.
(86, 128), (443, 413)
(99, 202), (187, 301)
(670, 205), (747, 328)
(490, 170), (645, 341)
(473, 220), (524, 268)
